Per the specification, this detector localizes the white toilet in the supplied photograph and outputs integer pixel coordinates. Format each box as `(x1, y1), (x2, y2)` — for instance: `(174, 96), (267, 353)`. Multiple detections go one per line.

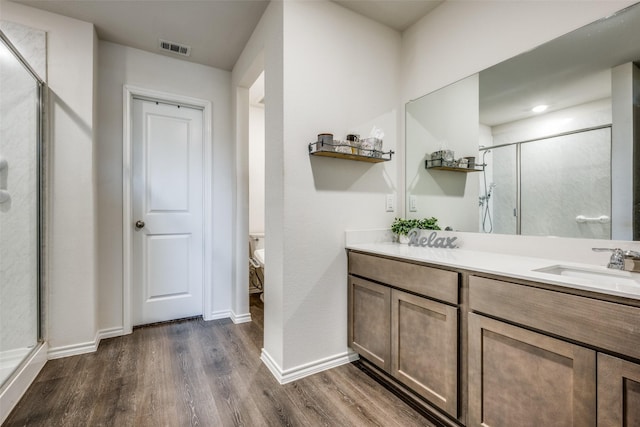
(249, 233), (265, 300)
(254, 247), (265, 268)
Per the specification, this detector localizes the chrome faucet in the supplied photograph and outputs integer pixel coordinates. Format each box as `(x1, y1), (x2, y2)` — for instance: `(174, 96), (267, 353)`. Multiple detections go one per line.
(592, 248), (640, 270)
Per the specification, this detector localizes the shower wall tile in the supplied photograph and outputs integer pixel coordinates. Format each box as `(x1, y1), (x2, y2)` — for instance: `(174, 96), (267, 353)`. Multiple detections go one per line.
(521, 128), (611, 239)
(0, 20), (46, 82)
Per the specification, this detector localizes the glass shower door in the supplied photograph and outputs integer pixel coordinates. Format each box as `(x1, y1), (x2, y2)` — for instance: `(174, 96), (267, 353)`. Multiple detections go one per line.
(520, 127), (611, 239)
(0, 32), (42, 388)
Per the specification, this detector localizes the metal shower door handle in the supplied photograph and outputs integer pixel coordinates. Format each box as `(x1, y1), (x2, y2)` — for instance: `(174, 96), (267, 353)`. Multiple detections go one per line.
(135, 220), (145, 230)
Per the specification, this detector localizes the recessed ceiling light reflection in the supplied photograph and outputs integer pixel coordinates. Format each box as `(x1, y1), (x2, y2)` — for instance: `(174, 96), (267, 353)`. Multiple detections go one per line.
(532, 105), (548, 113)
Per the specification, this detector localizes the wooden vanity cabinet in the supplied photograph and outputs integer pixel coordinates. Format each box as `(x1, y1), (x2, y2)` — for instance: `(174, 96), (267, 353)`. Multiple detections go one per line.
(347, 251), (460, 419)
(468, 313), (596, 427)
(598, 354), (640, 426)
(468, 274), (640, 427)
(348, 250), (640, 426)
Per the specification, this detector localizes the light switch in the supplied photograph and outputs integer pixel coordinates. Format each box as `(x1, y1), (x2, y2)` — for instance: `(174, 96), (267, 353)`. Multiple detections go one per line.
(409, 195), (417, 212)
(385, 194), (395, 212)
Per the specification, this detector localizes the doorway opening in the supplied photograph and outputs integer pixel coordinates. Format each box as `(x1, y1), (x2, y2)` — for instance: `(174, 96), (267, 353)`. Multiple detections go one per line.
(248, 72), (265, 302)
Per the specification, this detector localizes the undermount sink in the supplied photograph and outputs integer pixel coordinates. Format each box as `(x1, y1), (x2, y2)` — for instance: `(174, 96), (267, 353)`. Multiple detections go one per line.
(533, 264), (639, 292)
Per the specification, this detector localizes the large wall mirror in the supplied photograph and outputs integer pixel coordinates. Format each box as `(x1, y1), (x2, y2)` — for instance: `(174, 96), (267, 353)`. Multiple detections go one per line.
(406, 2), (640, 241)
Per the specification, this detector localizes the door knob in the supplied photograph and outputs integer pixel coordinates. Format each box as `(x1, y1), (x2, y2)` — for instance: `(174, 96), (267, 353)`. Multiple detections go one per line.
(135, 220), (145, 230)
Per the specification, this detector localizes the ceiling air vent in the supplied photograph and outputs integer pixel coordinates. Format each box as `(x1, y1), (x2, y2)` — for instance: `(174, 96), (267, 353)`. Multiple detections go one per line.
(159, 39), (191, 57)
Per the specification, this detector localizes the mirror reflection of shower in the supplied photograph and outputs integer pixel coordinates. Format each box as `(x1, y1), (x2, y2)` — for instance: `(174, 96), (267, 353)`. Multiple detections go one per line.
(479, 147), (495, 233)
(479, 125), (611, 239)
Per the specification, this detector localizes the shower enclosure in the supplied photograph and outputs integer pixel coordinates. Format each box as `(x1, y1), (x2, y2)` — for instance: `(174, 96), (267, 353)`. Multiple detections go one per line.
(481, 126), (611, 239)
(0, 29), (44, 389)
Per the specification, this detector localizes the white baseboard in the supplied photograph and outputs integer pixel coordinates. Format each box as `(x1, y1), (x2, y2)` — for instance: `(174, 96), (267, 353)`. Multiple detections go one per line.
(230, 311), (252, 324)
(0, 343), (47, 425)
(47, 327), (124, 360)
(47, 339), (97, 360)
(207, 310), (232, 321)
(97, 327), (125, 341)
(261, 348), (359, 384)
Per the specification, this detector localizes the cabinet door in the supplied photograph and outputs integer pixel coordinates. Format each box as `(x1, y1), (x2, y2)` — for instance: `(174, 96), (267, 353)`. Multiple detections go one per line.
(348, 275), (390, 371)
(391, 290), (458, 417)
(598, 353), (640, 426)
(468, 313), (596, 427)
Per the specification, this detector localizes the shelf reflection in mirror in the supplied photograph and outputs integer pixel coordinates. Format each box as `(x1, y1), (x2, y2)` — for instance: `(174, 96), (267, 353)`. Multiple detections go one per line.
(406, 2), (640, 241)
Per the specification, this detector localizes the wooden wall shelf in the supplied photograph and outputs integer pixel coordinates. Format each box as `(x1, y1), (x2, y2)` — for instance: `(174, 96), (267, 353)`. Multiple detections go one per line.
(426, 165), (484, 173)
(425, 159), (483, 172)
(309, 141), (393, 163)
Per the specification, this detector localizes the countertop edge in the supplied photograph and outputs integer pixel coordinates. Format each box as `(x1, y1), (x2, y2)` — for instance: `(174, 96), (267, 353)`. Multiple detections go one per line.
(346, 242), (640, 302)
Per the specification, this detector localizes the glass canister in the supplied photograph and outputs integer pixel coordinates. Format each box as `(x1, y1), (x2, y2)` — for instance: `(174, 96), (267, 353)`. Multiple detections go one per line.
(317, 133), (334, 151)
(361, 137), (382, 157)
(346, 134), (360, 154)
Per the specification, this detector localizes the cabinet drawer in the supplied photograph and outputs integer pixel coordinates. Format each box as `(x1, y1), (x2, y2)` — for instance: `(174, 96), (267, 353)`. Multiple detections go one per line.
(469, 275), (640, 361)
(348, 251), (458, 305)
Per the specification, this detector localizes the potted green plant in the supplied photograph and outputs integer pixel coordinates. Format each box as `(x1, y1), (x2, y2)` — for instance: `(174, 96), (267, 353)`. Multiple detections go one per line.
(391, 217), (441, 243)
(416, 217), (441, 231)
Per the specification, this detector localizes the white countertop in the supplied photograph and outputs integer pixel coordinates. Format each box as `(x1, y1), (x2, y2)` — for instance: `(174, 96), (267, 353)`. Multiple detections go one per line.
(347, 242), (640, 301)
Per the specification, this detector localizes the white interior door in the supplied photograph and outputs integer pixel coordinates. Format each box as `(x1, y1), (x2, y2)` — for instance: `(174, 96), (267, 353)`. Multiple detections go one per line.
(132, 98), (204, 326)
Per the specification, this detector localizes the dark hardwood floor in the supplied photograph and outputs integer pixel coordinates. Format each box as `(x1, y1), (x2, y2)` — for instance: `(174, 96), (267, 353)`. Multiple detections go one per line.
(4, 294), (435, 426)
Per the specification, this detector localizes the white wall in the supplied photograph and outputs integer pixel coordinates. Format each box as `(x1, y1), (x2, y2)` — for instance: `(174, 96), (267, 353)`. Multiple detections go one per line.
(96, 41), (233, 329)
(233, 0), (401, 379)
(249, 104), (265, 234)
(276, 0), (401, 374)
(1, 2), (98, 354)
(232, 0), (284, 359)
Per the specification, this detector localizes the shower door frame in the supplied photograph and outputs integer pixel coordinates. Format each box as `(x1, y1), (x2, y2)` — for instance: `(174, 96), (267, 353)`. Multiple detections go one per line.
(0, 28), (45, 342)
(0, 29), (47, 413)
